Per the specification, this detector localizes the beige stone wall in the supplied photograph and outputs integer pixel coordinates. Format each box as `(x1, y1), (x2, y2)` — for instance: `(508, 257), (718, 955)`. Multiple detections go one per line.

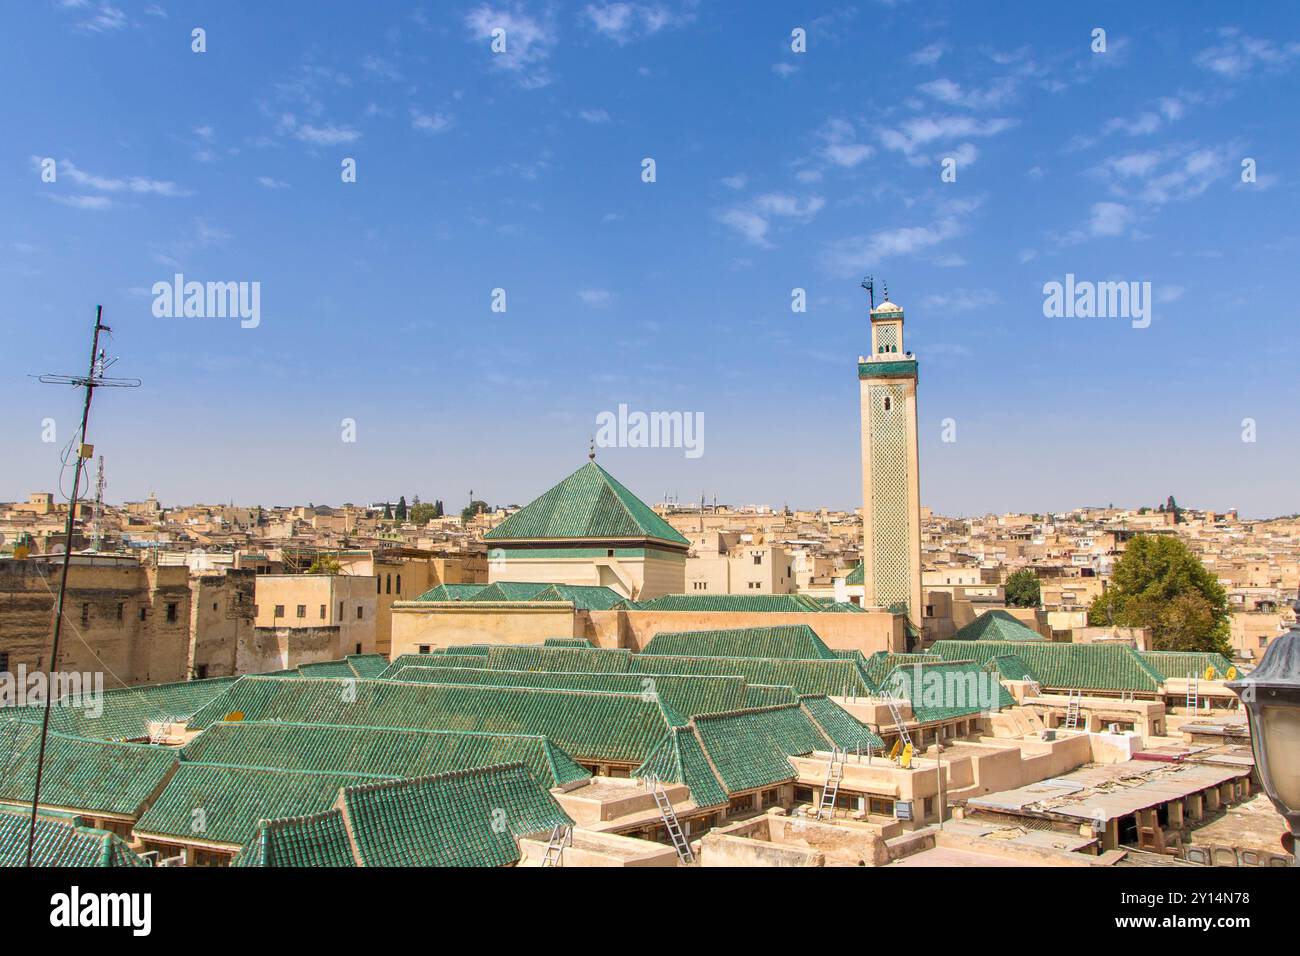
(252, 574), (376, 657)
(0, 558), (191, 686)
(188, 569), (255, 678)
(586, 607), (904, 654)
(237, 625), (341, 673)
(390, 602), (576, 655)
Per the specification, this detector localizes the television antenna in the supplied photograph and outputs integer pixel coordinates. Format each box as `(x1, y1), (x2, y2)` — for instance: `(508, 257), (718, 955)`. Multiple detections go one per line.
(24, 305), (140, 867)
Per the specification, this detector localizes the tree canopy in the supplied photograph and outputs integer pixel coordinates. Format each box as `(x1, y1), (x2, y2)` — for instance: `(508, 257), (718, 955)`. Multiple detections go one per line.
(1005, 569), (1041, 608)
(1088, 535), (1229, 654)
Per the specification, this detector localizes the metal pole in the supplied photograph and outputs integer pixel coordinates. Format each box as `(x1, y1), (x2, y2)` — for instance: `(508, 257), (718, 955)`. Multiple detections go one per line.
(26, 306), (105, 866)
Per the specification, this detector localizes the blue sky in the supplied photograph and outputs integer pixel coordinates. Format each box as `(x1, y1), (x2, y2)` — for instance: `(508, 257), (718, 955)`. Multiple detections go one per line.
(3, 1), (1298, 518)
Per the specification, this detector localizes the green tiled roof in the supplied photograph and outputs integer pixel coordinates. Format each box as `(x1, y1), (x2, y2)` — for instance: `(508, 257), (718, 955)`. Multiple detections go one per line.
(985, 654), (1041, 683)
(845, 561), (864, 585)
(742, 684), (800, 708)
(485, 645), (633, 673)
(295, 660), (358, 679)
(630, 655), (872, 697)
(544, 637), (595, 647)
(339, 763), (572, 867)
(413, 583), (489, 602)
(862, 652), (934, 689)
(231, 809), (356, 868)
(640, 624), (837, 660)
(858, 358), (918, 379)
(484, 461), (690, 546)
(630, 593), (865, 613)
(636, 727), (729, 810)
(134, 763), (384, 848)
(928, 640), (1165, 693)
(0, 722), (178, 817)
(181, 721), (589, 788)
(690, 705), (828, 794)
(347, 654), (390, 678)
(533, 585), (627, 610)
(377, 651), (486, 678)
(950, 609), (1046, 642)
(0, 808), (147, 867)
(878, 660), (1014, 722)
(186, 677), (684, 765)
(388, 666), (746, 719)
(1137, 651), (1237, 681)
(3, 677), (238, 741)
(798, 696), (885, 752)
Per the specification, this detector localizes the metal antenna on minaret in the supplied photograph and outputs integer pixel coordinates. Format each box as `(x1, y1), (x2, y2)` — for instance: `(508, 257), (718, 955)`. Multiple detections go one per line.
(89, 455), (106, 552)
(861, 275), (875, 311)
(26, 305), (139, 867)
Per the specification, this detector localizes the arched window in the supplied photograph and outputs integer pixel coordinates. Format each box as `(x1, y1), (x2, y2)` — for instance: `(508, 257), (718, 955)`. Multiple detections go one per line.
(376, 576), (381, 594)
(385, 574), (392, 594)
(396, 574), (401, 595)
(883, 396), (892, 411)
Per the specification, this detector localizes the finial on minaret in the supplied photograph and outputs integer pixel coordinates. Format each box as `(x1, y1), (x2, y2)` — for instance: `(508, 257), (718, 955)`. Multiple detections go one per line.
(588, 436), (596, 461)
(881, 279), (889, 302)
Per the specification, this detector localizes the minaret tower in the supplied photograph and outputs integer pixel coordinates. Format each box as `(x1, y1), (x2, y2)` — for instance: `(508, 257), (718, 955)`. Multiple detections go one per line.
(858, 280), (923, 622)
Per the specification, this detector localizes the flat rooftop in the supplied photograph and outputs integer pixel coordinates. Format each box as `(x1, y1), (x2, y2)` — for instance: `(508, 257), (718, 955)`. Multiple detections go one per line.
(966, 760), (1251, 824)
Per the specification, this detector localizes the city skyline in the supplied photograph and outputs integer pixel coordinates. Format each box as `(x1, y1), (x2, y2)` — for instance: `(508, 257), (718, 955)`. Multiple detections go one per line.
(3, 2), (1298, 518)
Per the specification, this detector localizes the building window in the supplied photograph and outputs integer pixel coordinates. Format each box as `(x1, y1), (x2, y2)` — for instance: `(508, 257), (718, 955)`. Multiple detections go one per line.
(274, 605), (285, 618)
(339, 602), (344, 619)
(166, 603), (178, 623)
(753, 555), (762, 565)
(81, 604), (89, 624)
(319, 605), (326, 619)
(116, 603), (124, 621)
(607, 549), (615, 557)
(418, 645), (431, 654)
(212, 602), (218, 612)
(396, 574), (401, 594)
(356, 606), (363, 620)
(0, 652), (8, 673)
(376, 576), (381, 594)
(195, 664), (208, 679)
(296, 605), (306, 619)
(1260, 637), (1268, 648)
(883, 396), (892, 411)
(386, 574), (392, 595)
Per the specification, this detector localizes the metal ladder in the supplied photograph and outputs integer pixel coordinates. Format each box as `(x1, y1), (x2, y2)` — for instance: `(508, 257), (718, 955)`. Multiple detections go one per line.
(540, 824), (570, 868)
(816, 747), (845, 820)
(646, 774), (694, 863)
(883, 693), (913, 749)
(1064, 690), (1082, 730)
(1186, 672), (1199, 713)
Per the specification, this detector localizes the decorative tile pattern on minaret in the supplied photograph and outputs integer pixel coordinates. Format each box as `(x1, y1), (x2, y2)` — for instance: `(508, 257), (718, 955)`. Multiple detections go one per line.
(858, 296), (923, 622)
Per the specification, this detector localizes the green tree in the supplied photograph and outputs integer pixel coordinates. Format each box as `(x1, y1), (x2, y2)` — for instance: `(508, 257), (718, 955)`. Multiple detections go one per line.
(461, 499), (489, 522)
(1088, 535), (1229, 654)
(396, 496), (408, 521)
(410, 502), (438, 524)
(382, 503), (393, 521)
(307, 554), (341, 574)
(1005, 569), (1041, 608)
(433, 499), (444, 518)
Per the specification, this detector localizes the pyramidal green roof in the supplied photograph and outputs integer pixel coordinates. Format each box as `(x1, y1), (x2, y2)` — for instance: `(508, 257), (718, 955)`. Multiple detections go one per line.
(484, 461), (689, 546)
(640, 625), (838, 660)
(950, 610), (1046, 642)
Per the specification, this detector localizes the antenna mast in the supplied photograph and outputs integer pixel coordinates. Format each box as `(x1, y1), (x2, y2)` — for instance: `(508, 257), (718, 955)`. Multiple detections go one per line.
(90, 455), (105, 552)
(25, 306), (139, 867)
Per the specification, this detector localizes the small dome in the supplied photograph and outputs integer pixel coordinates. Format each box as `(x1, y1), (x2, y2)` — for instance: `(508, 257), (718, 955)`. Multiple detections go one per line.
(872, 300), (903, 314)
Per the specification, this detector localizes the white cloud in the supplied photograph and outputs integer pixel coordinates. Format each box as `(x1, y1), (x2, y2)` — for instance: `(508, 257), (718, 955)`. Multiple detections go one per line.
(465, 4), (558, 87)
(72, 3), (126, 33)
(1195, 30), (1300, 79)
(51, 194), (112, 210)
(1088, 202), (1133, 236)
(909, 42), (948, 66)
(917, 76), (1018, 110)
(818, 117), (874, 168)
(819, 199), (981, 276)
(716, 192), (825, 248)
(1156, 285), (1185, 304)
(720, 174), (747, 190)
(879, 115), (1017, 157)
(410, 108), (453, 133)
(362, 55), (402, 81)
(578, 108), (610, 123)
(278, 114), (362, 145)
(38, 157), (188, 197)
(772, 62), (798, 78)
(582, 3), (682, 45)
(1095, 143), (1236, 205)
(577, 288), (614, 306)
(920, 288), (999, 312)
(256, 176), (289, 189)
